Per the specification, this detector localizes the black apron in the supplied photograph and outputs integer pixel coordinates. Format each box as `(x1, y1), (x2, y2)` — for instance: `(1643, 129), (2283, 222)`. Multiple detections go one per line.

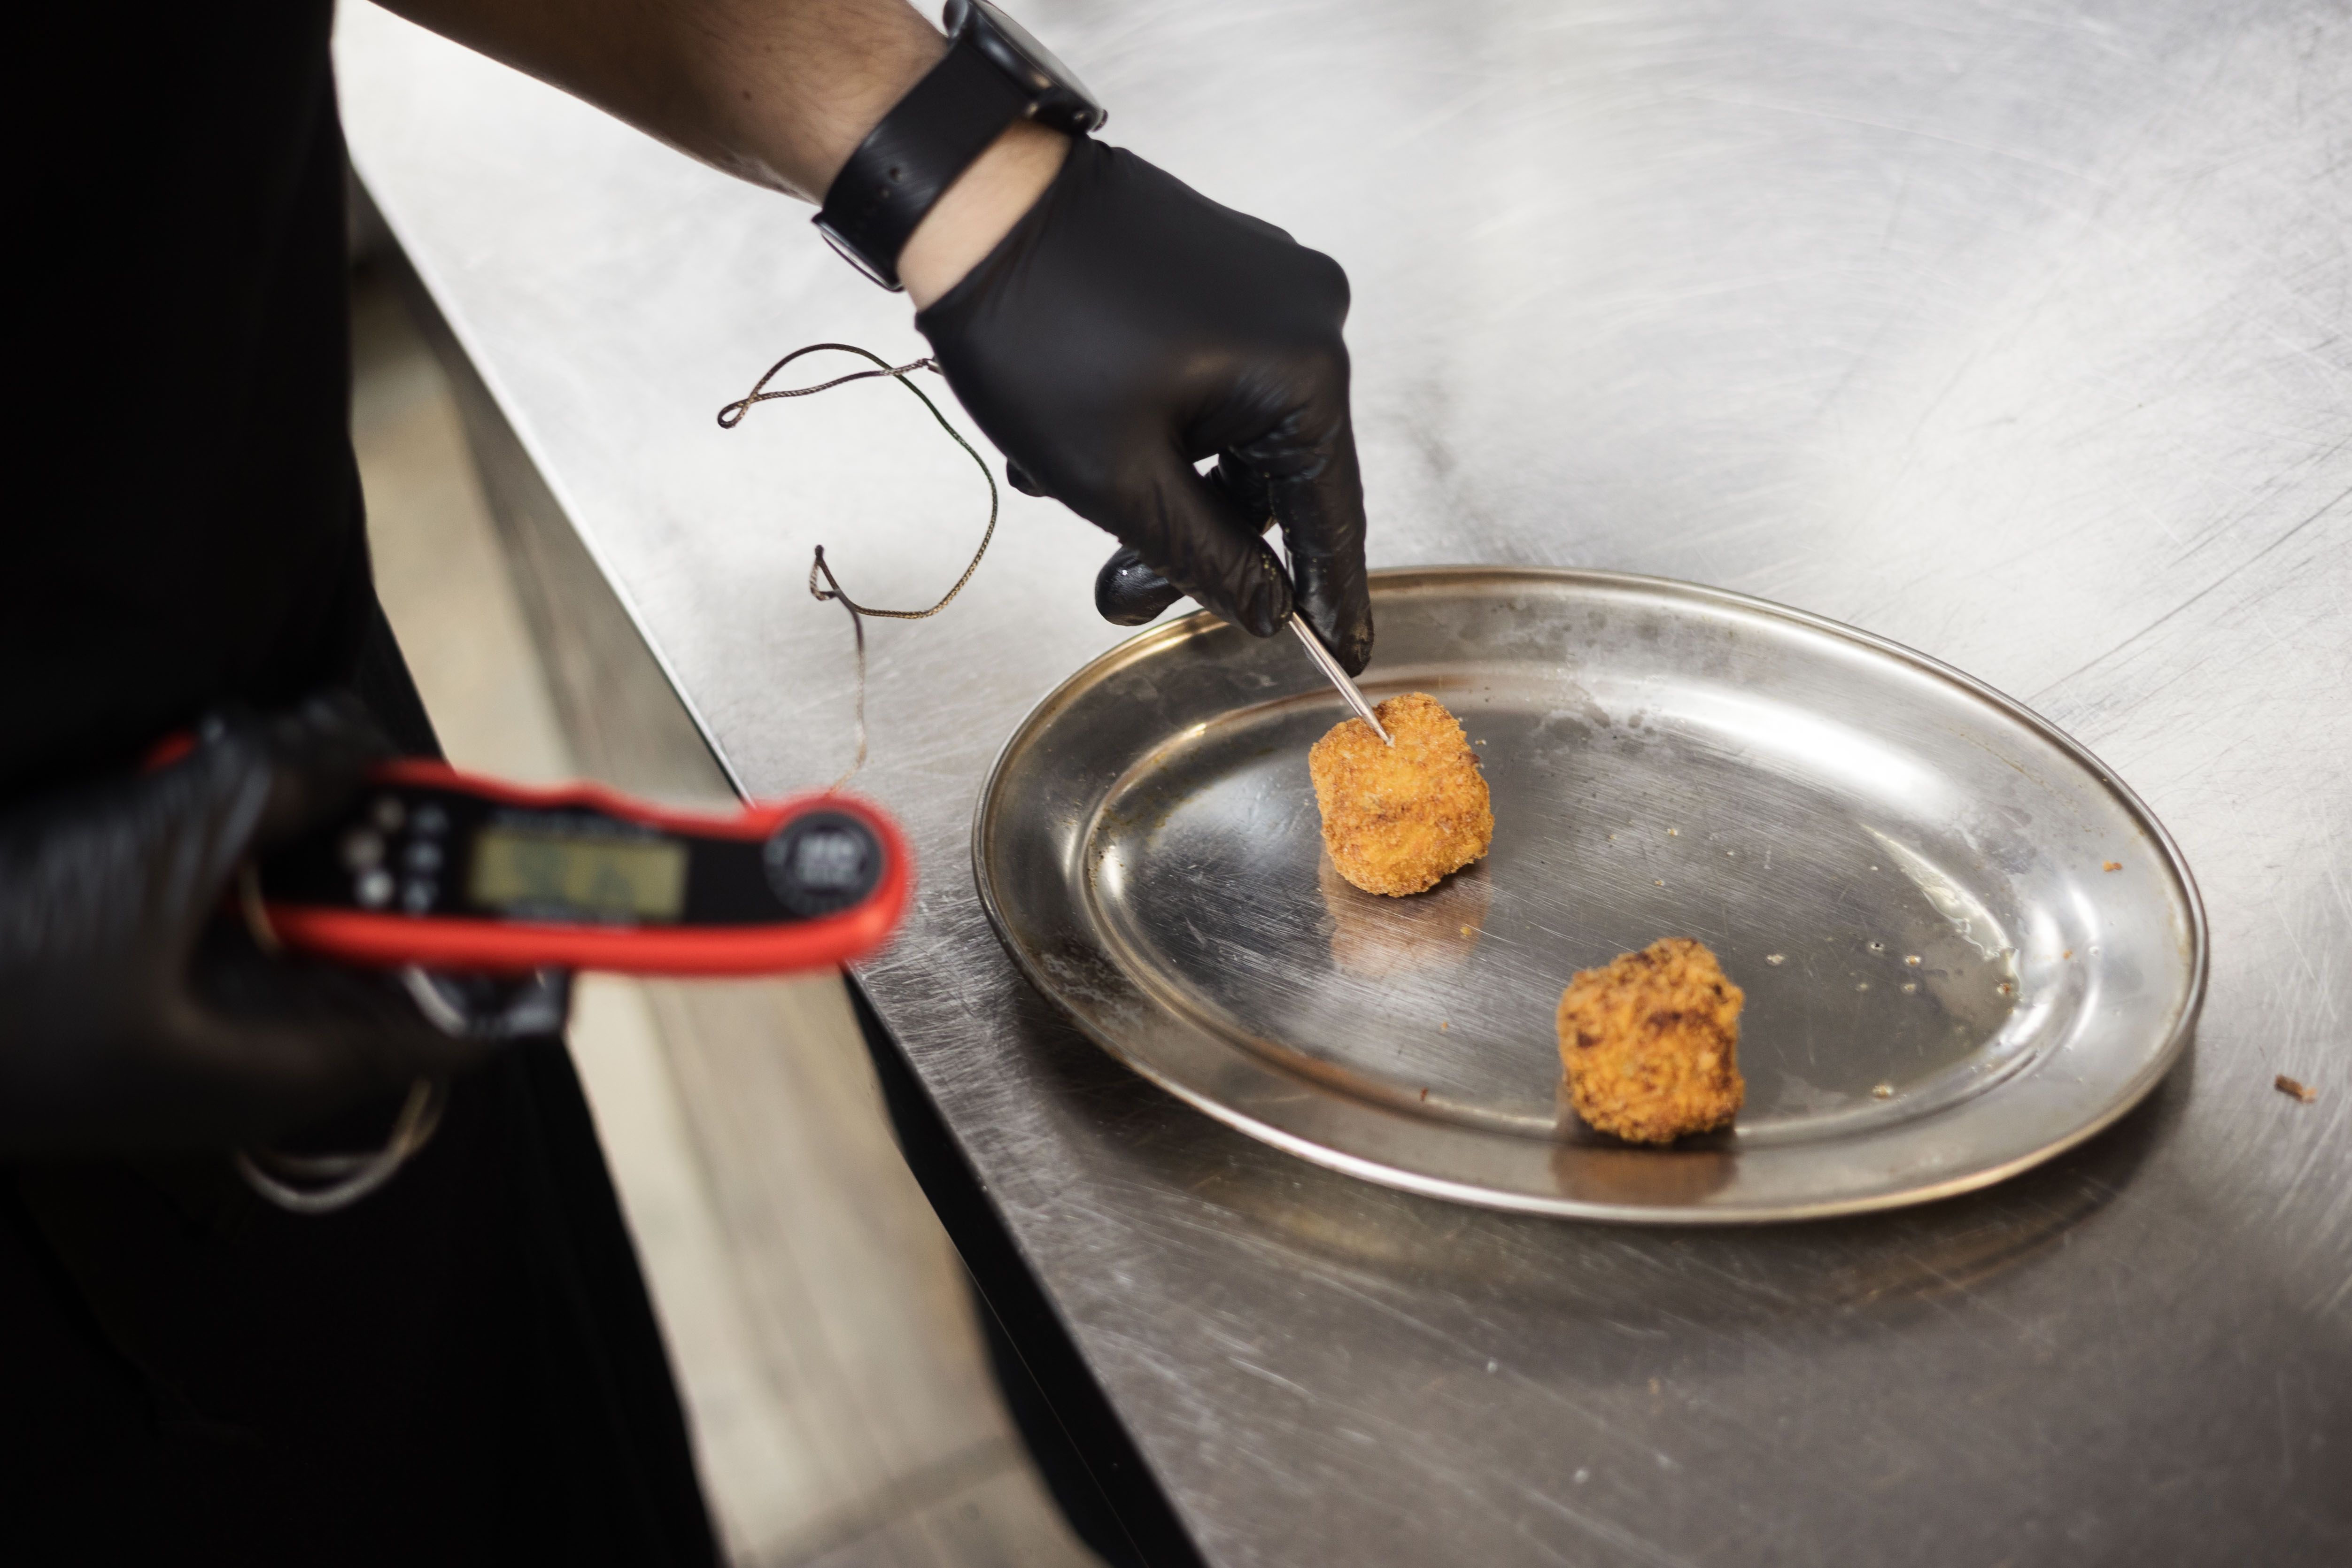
(4, 7), (717, 1561)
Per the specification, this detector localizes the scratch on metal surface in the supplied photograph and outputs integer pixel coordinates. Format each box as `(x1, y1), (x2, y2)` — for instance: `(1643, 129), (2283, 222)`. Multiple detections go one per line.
(1513, 1478), (1705, 1568)
(2267, 902), (2343, 1024)
(2278, 1369), (2295, 1486)
(1133, 1203), (1648, 1431)
(1225, 1356), (1319, 1402)
(1669, 87), (2106, 183)
(2028, 483), (2352, 701)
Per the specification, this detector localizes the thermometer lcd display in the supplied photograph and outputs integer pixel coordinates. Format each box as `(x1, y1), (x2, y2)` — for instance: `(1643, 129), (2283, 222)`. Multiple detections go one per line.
(470, 827), (688, 921)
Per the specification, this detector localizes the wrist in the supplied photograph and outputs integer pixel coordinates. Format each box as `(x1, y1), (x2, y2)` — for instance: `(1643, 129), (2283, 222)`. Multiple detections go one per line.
(897, 121), (1069, 308)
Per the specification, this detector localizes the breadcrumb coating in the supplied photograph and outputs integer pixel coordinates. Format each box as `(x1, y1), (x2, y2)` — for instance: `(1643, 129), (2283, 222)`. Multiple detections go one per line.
(1309, 693), (1493, 896)
(1556, 937), (1744, 1143)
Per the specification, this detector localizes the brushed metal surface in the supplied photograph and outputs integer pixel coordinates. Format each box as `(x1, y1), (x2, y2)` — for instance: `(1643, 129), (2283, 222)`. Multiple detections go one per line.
(979, 569), (2205, 1219)
(340, 0), (2352, 1560)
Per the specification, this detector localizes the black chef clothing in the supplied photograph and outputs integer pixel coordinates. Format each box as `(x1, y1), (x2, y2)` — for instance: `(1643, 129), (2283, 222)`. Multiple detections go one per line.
(5, 6), (719, 1562)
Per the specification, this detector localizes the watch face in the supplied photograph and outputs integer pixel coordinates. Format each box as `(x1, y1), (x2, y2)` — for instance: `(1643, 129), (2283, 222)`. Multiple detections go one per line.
(950, 0), (1107, 132)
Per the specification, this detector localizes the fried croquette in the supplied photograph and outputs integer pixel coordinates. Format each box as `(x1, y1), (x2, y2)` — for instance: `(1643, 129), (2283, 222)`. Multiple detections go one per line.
(1556, 937), (1744, 1143)
(1308, 693), (1493, 896)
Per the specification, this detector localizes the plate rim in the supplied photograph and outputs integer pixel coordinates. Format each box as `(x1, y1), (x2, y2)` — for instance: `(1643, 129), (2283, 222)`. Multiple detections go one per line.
(971, 565), (2209, 1223)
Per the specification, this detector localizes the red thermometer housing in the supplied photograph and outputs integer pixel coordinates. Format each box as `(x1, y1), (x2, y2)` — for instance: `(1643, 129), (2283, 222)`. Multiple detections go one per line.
(256, 760), (911, 975)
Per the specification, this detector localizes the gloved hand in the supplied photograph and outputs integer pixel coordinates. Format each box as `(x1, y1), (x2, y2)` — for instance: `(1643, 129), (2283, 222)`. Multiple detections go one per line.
(0, 695), (486, 1153)
(916, 136), (1374, 674)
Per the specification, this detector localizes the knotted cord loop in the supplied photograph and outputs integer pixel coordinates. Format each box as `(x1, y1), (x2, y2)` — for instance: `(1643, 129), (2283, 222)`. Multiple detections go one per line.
(716, 342), (945, 427)
(719, 342), (1000, 788)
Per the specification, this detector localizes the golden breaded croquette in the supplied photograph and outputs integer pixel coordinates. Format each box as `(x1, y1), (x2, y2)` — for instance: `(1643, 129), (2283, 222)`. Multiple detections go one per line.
(1556, 938), (1744, 1143)
(1309, 693), (1493, 896)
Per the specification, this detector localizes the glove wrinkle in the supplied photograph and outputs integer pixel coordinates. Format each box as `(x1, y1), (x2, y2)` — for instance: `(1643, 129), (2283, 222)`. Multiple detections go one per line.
(1093, 458), (1286, 628)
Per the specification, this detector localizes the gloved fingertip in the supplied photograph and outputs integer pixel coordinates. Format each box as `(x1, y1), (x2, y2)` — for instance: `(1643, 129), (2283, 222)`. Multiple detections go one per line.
(1290, 570), (1373, 674)
(1005, 458), (1049, 498)
(247, 691), (395, 849)
(1332, 617), (1375, 677)
(1234, 549), (1295, 639)
(1094, 548), (1187, 626)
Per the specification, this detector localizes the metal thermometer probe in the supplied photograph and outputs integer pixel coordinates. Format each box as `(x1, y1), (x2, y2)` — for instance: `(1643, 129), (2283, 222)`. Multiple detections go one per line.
(1289, 614), (1390, 744)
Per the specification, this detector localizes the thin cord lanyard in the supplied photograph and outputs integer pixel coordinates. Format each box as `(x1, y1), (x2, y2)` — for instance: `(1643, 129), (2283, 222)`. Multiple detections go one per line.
(719, 343), (1001, 790)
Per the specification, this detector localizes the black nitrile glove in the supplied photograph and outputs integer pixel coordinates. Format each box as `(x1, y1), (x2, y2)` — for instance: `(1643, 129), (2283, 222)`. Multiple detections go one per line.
(918, 136), (1374, 673)
(0, 695), (486, 1153)
(1087, 458), (1277, 627)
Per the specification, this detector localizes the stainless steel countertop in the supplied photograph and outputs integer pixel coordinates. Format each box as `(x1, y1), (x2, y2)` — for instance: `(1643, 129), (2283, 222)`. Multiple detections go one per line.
(338, 1), (2351, 1560)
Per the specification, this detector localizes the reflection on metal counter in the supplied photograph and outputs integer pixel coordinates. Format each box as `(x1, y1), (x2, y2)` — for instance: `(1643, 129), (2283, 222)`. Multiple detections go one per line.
(341, 0), (2352, 1561)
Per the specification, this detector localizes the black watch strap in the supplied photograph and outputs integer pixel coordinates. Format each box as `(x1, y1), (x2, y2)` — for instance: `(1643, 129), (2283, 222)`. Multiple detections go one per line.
(815, 41), (1034, 291)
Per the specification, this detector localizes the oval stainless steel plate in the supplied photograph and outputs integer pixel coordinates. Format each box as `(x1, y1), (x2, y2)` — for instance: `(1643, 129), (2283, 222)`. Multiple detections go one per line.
(974, 569), (2205, 1221)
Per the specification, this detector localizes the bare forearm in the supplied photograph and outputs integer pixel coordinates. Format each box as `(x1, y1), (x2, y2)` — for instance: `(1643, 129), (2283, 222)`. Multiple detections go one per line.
(380, 0), (1063, 301)
(379, 0), (942, 202)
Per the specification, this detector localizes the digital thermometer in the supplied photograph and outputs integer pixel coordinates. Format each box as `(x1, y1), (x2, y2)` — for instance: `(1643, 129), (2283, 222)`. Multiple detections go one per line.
(255, 761), (910, 975)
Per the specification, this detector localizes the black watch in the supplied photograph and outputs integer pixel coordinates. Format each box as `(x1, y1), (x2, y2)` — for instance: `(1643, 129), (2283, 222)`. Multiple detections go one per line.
(815, 0), (1106, 291)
